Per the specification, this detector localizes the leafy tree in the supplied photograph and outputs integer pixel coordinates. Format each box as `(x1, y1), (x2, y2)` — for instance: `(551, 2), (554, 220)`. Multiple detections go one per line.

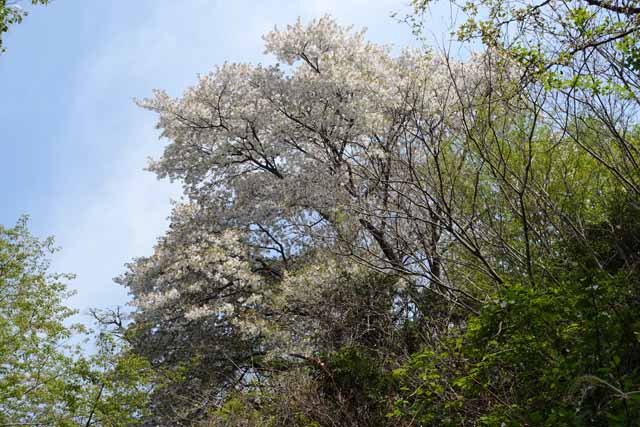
(0, 216), (80, 424)
(411, 0), (640, 96)
(411, 0), (640, 202)
(393, 196), (640, 425)
(0, 218), (152, 426)
(0, 0), (48, 53)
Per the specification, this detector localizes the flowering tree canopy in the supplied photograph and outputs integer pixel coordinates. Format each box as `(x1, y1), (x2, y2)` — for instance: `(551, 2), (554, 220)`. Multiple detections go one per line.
(132, 16), (494, 303)
(115, 14), (640, 426)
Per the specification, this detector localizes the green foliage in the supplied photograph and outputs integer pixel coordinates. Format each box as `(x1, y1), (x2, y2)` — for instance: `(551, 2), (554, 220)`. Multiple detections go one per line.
(72, 330), (155, 427)
(208, 347), (397, 427)
(617, 36), (640, 72)
(0, 218), (152, 425)
(412, 0), (640, 97)
(0, 0), (48, 53)
(318, 347), (394, 411)
(0, 217), (79, 424)
(392, 198), (640, 426)
(394, 282), (640, 424)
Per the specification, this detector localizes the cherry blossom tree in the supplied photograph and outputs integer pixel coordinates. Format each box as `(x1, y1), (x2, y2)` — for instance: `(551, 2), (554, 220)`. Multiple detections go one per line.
(111, 13), (640, 424)
(116, 15), (495, 423)
(133, 16), (499, 306)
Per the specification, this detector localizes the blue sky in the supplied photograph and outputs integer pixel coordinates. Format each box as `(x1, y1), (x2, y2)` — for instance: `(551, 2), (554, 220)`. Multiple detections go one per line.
(0, 0), (453, 321)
